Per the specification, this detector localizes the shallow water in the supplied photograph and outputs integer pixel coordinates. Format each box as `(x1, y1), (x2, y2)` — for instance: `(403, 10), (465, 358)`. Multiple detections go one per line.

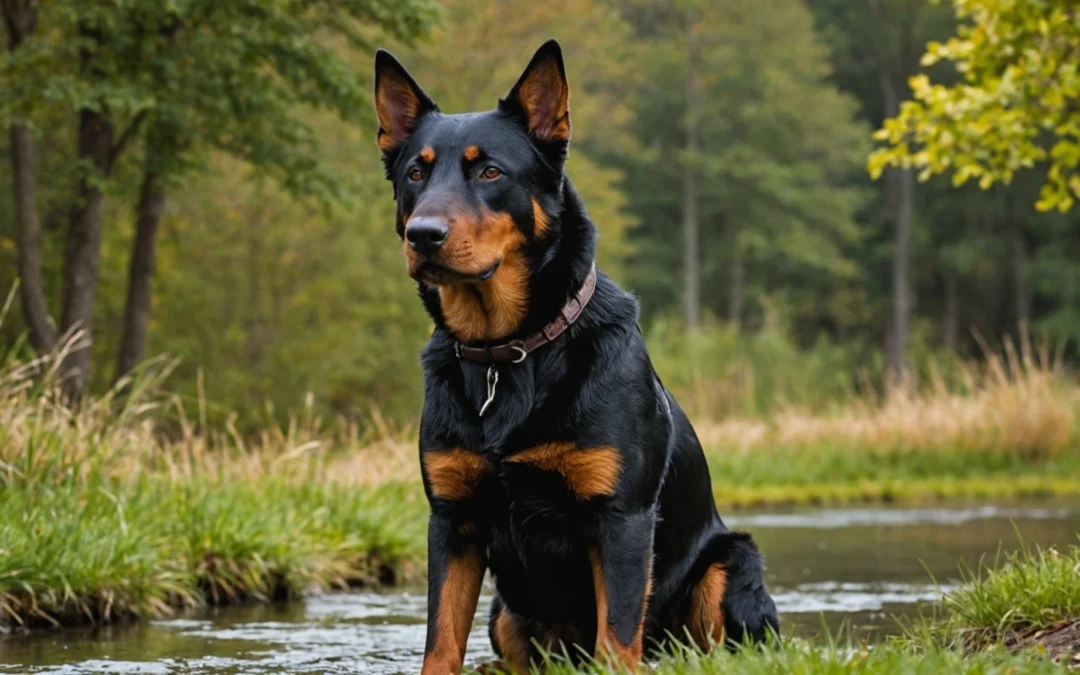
(2, 500), (1078, 674)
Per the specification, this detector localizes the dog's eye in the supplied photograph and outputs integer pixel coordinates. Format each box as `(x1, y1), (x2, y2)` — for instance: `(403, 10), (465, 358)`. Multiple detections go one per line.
(407, 168), (423, 182)
(479, 166), (502, 180)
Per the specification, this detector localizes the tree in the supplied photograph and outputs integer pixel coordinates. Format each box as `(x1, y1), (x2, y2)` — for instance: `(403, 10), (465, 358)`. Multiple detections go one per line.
(2, 0), (54, 354)
(2, 0), (438, 397)
(682, 1), (702, 328)
(811, 0), (955, 385)
(870, 0), (1080, 213)
(620, 0), (869, 333)
(108, 0), (437, 382)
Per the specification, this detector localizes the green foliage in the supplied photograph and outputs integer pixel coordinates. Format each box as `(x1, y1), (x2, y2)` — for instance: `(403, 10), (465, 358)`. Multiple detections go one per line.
(3, 0), (1080, 424)
(870, 0), (1080, 212)
(135, 148), (432, 422)
(2, 0), (441, 198)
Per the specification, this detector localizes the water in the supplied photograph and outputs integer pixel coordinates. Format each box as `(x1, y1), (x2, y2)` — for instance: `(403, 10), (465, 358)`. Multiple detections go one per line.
(2, 500), (1077, 674)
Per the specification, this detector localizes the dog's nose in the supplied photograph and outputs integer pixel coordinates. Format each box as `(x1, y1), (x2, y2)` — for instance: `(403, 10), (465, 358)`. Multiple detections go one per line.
(405, 217), (449, 255)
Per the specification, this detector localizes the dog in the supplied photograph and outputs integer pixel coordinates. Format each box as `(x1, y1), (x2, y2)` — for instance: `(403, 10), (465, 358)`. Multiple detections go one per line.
(373, 39), (779, 674)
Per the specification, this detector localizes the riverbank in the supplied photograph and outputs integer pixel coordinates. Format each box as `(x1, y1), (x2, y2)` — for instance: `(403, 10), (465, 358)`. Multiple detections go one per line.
(0, 479), (427, 628)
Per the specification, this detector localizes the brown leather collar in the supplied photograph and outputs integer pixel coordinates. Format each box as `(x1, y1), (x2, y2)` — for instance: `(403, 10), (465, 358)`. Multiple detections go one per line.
(454, 263), (597, 364)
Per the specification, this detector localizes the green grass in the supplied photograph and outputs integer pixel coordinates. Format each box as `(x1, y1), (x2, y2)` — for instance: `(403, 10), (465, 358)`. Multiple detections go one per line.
(706, 445), (1080, 508)
(921, 540), (1080, 648)
(0, 480), (427, 627)
(516, 641), (1069, 675)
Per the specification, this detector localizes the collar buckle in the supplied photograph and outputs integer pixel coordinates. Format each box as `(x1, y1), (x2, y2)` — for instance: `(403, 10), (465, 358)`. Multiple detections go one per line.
(509, 343), (528, 363)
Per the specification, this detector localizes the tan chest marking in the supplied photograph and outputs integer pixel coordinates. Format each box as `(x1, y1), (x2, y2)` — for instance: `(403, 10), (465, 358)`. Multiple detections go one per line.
(505, 443), (622, 499)
(422, 449), (493, 501)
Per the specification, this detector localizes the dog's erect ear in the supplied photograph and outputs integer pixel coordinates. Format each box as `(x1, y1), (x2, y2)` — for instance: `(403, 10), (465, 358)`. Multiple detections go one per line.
(374, 49), (437, 156)
(499, 39), (570, 144)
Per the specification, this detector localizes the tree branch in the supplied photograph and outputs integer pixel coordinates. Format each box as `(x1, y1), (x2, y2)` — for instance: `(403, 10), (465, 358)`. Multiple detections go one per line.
(110, 109), (148, 167)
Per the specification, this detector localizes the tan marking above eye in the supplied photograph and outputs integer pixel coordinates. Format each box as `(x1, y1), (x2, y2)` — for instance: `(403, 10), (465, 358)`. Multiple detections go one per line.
(463, 145), (481, 161)
(420, 146), (436, 163)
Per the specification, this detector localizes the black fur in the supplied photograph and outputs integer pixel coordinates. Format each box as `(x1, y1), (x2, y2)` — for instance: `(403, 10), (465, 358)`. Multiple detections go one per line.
(375, 39), (778, 670)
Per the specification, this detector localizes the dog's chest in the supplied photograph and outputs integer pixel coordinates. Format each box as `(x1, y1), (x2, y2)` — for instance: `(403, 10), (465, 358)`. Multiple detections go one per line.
(482, 465), (596, 571)
(445, 453), (599, 561)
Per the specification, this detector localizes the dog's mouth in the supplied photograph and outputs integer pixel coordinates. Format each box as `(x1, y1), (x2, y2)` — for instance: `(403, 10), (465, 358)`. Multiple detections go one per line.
(416, 260), (500, 285)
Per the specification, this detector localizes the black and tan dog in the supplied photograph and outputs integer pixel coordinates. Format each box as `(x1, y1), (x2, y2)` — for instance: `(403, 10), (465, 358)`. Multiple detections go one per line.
(373, 39), (779, 674)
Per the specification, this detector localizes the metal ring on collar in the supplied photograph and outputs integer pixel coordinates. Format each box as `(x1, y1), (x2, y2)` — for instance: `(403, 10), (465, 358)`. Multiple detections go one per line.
(510, 345), (528, 363)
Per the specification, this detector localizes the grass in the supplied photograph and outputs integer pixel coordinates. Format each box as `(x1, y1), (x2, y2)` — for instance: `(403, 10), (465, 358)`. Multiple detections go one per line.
(522, 641), (1070, 675)
(916, 540), (1080, 653)
(698, 338), (1080, 507)
(0, 480), (426, 627)
(0, 307), (427, 628)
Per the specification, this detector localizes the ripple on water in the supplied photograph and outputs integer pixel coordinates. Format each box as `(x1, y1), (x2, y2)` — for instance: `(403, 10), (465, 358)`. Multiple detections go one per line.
(772, 581), (954, 613)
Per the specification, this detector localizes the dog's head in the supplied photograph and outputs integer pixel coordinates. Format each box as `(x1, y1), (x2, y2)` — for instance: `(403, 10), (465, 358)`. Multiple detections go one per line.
(373, 40), (572, 342)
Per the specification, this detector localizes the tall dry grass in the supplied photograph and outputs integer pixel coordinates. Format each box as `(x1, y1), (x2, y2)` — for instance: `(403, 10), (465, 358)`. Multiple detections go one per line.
(696, 335), (1079, 459)
(0, 318), (416, 490)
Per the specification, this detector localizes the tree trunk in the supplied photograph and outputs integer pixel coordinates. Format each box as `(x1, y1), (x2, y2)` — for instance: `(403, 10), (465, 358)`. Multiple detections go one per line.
(58, 20), (116, 400)
(4, 0), (55, 353)
(943, 271), (958, 353)
(245, 189), (264, 373)
(60, 107), (113, 398)
(9, 117), (56, 354)
(880, 69), (912, 390)
(115, 169), (165, 381)
(888, 168), (913, 389)
(728, 226), (745, 327)
(1011, 227), (1029, 331)
(682, 9), (700, 329)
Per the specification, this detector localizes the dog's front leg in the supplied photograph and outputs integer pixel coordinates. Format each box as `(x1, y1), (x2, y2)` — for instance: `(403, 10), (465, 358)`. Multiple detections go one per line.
(422, 513), (486, 675)
(589, 510), (655, 669)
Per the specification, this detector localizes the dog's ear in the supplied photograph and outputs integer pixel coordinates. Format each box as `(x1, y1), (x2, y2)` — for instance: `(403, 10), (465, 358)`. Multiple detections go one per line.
(499, 39), (570, 145)
(374, 49), (437, 159)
